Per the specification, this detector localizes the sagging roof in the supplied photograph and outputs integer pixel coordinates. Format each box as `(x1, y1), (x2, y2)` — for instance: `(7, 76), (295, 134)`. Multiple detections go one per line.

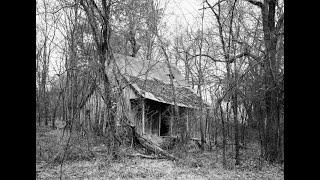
(113, 54), (209, 108)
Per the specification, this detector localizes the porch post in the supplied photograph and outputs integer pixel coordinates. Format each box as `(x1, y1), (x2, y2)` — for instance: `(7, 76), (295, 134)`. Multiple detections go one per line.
(186, 109), (189, 132)
(170, 116), (173, 136)
(142, 99), (145, 134)
(159, 110), (161, 136)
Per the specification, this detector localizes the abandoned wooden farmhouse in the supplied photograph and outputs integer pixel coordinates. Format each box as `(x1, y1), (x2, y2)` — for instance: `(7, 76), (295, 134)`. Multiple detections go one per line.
(79, 54), (209, 137)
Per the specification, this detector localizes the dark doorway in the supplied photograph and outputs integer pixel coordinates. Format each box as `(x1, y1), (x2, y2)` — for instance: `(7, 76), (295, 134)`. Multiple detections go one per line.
(159, 106), (171, 136)
(130, 98), (172, 136)
(160, 116), (170, 136)
(145, 99), (171, 136)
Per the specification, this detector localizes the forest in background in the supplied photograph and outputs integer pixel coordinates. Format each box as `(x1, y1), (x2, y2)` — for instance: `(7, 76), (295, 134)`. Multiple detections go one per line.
(36, 0), (284, 179)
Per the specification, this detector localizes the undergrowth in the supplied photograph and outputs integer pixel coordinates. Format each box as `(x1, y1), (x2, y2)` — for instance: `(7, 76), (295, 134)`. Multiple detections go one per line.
(36, 126), (284, 180)
(36, 126), (95, 164)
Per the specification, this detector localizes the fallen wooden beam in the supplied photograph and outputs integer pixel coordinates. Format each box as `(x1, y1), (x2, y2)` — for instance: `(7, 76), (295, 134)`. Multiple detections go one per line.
(135, 132), (179, 161)
(125, 153), (165, 159)
(122, 123), (179, 161)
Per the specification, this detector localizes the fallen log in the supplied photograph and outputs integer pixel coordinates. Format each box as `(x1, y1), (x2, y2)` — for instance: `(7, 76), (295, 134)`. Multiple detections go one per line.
(123, 123), (179, 161)
(125, 153), (165, 159)
(136, 133), (179, 161)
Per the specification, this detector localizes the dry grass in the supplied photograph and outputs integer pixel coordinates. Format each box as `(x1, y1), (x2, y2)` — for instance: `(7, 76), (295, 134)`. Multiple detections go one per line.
(36, 127), (284, 180)
(36, 125), (95, 164)
(37, 155), (283, 180)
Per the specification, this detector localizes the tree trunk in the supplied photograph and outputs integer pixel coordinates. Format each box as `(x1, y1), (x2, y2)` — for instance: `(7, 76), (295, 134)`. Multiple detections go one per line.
(244, 101), (254, 129)
(44, 95), (49, 126)
(101, 54), (119, 158)
(226, 101), (230, 143)
(232, 93), (240, 165)
(262, 0), (280, 163)
(241, 110), (246, 146)
(184, 53), (190, 83)
(52, 98), (59, 129)
(255, 100), (265, 160)
(215, 118), (218, 145)
(219, 102), (226, 168)
(244, 0), (283, 163)
(80, 0), (120, 159)
(199, 105), (205, 152)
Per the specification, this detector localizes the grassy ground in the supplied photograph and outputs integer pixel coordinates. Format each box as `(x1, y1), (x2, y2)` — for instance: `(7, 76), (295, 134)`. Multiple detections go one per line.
(36, 126), (284, 180)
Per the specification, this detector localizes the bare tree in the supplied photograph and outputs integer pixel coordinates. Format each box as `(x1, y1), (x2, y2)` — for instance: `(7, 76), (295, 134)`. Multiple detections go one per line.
(37, 0), (60, 127)
(244, 0), (284, 163)
(80, 0), (119, 158)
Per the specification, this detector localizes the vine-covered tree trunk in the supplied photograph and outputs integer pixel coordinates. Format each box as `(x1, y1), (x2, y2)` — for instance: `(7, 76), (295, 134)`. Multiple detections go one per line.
(80, 0), (119, 159)
(232, 93), (240, 165)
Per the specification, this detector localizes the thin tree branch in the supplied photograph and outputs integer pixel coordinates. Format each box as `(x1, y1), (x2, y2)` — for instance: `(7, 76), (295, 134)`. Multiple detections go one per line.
(80, 0), (101, 48)
(244, 0), (264, 9)
(275, 13), (284, 35)
(205, 0), (228, 59)
(199, 0), (227, 10)
(184, 51), (260, 63)
(36, 3), (77, 15)
(90, 0), (105, 24)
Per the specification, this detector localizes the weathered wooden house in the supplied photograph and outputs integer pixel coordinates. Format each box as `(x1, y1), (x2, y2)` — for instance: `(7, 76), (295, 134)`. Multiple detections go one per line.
(80, 54), (209, 137)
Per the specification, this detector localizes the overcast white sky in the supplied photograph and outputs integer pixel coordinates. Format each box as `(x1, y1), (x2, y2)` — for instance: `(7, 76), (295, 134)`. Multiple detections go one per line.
(165, 0), (202, 33)
(163, 0), (214, 38)
(36, 0), (217, 102)
(40, 0), (208, 78)
(37, 0), (262, 103)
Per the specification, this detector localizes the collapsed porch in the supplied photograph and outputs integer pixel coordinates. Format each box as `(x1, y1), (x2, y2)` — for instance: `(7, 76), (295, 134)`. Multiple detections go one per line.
(130, 98), (192, 137)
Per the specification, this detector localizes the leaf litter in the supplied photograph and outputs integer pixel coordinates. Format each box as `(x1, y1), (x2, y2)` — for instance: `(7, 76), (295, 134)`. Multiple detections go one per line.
(36, 127), (283, 180)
